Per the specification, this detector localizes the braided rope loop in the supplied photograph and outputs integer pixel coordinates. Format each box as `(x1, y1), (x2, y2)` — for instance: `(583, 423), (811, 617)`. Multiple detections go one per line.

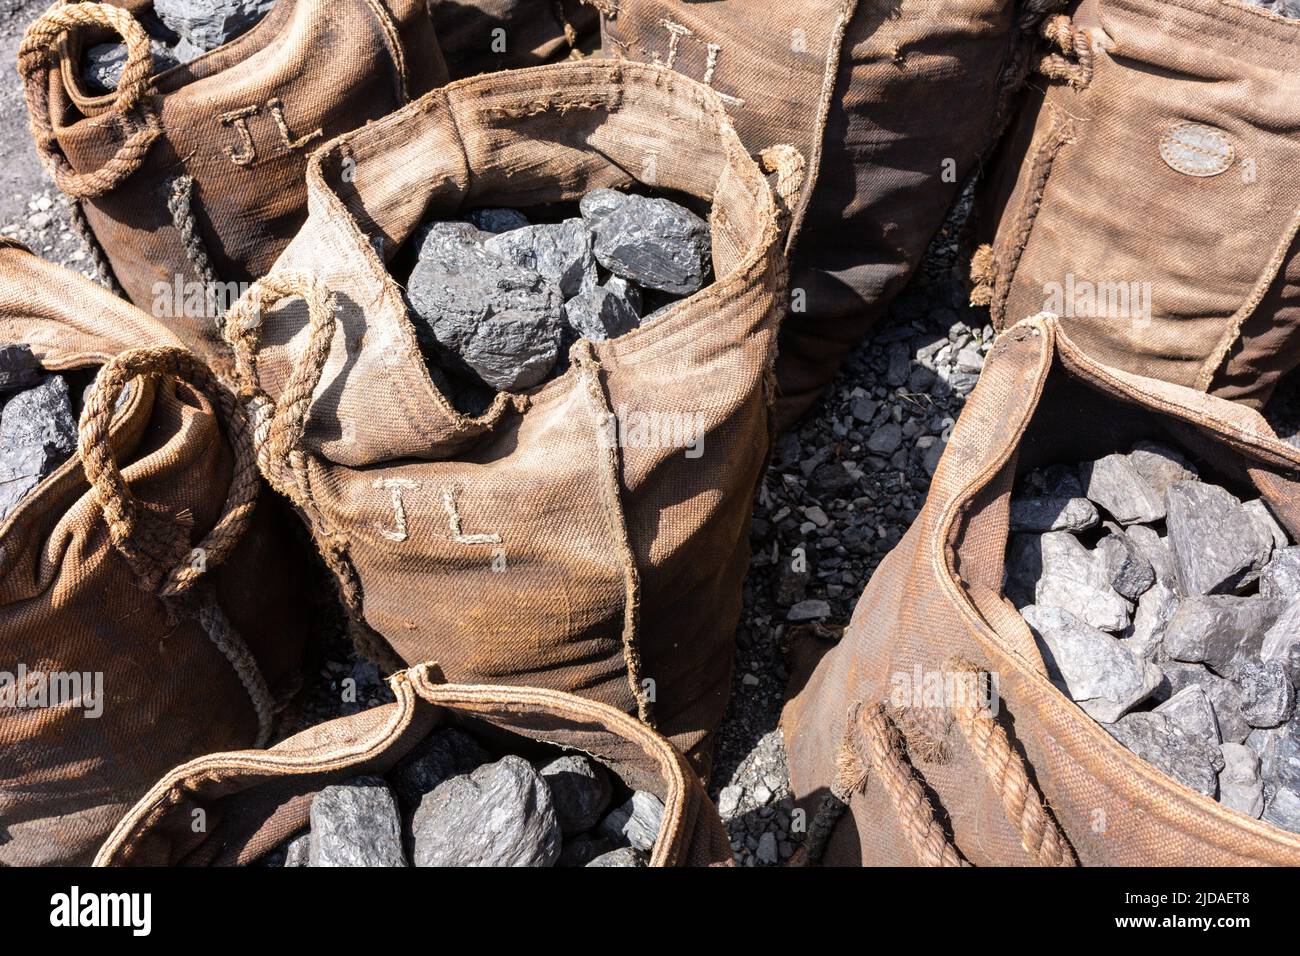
(77, 345), (259, 598)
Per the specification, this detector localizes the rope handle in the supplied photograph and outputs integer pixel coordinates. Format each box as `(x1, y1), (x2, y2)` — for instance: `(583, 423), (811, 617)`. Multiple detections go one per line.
(78, 346), (259, 599)
(1031, 12), (1093, 88)
(816, 664), (1077, 867)
(17, 1), (161, 198)
(223, 272), (338, 485)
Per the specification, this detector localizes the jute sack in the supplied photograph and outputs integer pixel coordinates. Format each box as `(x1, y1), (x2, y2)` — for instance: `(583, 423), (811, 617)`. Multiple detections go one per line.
(220, 60), (790, 774)
(972, 0), (1300, 409)
(782, 313), (1300, 866)
(0, 242), (310, 866)
(434, 0), (599, 78)
(586, 0), (1060, 430)
(18, 0), (445, 370)
(94, 663), (733, 866)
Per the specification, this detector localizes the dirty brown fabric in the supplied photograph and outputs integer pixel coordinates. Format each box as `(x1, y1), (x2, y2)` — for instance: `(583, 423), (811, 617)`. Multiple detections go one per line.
(218, 60), (788, 775)
(783, 313), (1300, 866)
(18, 0), (445, 371)
(95, 663), (733, 867)
(0, 245), (311, 866)
(434, 0), (599, 77)
(975, 0), (1300, 409)
(589, 0), (1052, 430)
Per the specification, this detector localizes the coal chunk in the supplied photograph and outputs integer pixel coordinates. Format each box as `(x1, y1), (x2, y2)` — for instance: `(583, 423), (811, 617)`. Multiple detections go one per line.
(154, 0), (276, 52)
(1009, 496), (1099, 533)
(1219, 743), (1265, 818)
(535, 753), (613, 837)
(557, 833), (615, 866)
(1106, 710), (1223, 797)
(1124, 579), (1177, 662)
(586, 847), (647, 867)
(0, 346), (41, 394)
(1097, 529), (1155, 601)
(389, 727), (490, 811)
(1082, 453), (1165, 524)
(0, 375), (77, 523)
(1262, 548), (1300, 601)
(1022, 605), (1162, 723)
(466, 208), (530, 234)
(1162, 595), (1284, 678)
(1128, 440), (1197, 497)
(563, 279), (642, 342)
(1155, 685), (1220, 751)
(411, 755), (561, 867)
(584, 191), (712, 295)
(484, 219), (597, 298)
(407, 223), (564, 391)
(1238, 660), (1295, 729)
(598, 790), (664, 852)
(82, 39), (185, 93)
(1166, 481), (1273, 595)
(1034, 531), (1132, 633)
(308, 777), (406, 867)
(1244, 499), (1290, 554)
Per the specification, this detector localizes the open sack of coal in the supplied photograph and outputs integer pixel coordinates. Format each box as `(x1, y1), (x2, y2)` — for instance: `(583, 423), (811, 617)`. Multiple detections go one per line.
(19, 0), (444, 364)
(1008, 444), (1300, 830)
(218, 60), (792, 774)
(784, 314), (1300, 865)
(95, 666), (732, 867)
(593, 0), (1054, 430)
(0, 244), (310, 865)
(973, 0), (1300, 410)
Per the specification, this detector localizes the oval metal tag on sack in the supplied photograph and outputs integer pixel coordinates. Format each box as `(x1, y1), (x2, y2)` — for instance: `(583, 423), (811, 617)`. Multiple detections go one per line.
(1159, 123), (1234, 177)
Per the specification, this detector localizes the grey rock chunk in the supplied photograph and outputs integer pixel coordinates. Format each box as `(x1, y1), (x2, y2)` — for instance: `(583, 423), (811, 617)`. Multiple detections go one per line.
(83, 39), (183, 93)
(466, 208), (529, 234)
(598, 790), (664, 852)
(1166, 480), (1272, 595)
(154, 0), (275, 52)
(1025, 463), (1084, 499)
(412, 755), (561, 867)
(389, 727), (490, 810)
(563, 281), (641, 342)
(1126, 524), (1177, 589)
(1128, 440), (1197, 497)
(1106, 710), (1223, 797)
(1082, 453), (1166, 524)
(1035, 531), (1132, 633)
(535, 753), (613, 836)
(1097, 530), (1155, 601)
(1262, 548), (1300, 601)
(283, 832), (310, 867)
(1218, 743), (1265, 818)
(0, 345), (40, 394)
(308, 777), (406, 867)
(0, 375), (77, 523)
(1156, 685), (1220, 751)
(1022, 605), (1162, 723)
(867, 422), (903, 455)
(1261, 598), (1300, 689)
(787, 599), (830, 622)
(1244, 499), (1290, 554)
(1238, 660), (1295, 728)
(557, 833), (615, 867)
(1153, 663), (1250, 743)
(586, 847), (647, 867)
(1124, 580), (1177, 662)
(585, 192), (712, 295)
(1249, 719), (1300, 797)
(1162, 595), (1284, 678)
(407, 223), (564, 391)
(484, 219), (597, 298)
(1263, 788), (1300, 833)
(1009, 496), (1099, 533)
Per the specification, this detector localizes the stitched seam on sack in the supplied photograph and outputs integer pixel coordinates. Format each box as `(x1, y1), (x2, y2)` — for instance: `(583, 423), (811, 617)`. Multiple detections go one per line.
(361, 0), (410, 104)
(1199, 203), (1300, 391)
(785, 0), (859, 256)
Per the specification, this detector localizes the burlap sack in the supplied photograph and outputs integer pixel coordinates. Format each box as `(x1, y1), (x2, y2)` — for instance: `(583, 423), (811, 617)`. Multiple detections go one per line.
(217, 60), (790, 774)
(0, 243), (310, 866)
(782, 313), (1300, 866)
(94, 663), (733, 866)
(18, 0), (445, 369)
(434, 0), (599, 78)
(973, 0), (1300, 409)
(586, 0), (1057, 430)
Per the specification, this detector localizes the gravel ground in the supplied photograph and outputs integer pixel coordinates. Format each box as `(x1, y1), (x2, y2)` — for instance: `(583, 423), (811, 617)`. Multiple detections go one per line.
(5, 0), (1300, 867)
